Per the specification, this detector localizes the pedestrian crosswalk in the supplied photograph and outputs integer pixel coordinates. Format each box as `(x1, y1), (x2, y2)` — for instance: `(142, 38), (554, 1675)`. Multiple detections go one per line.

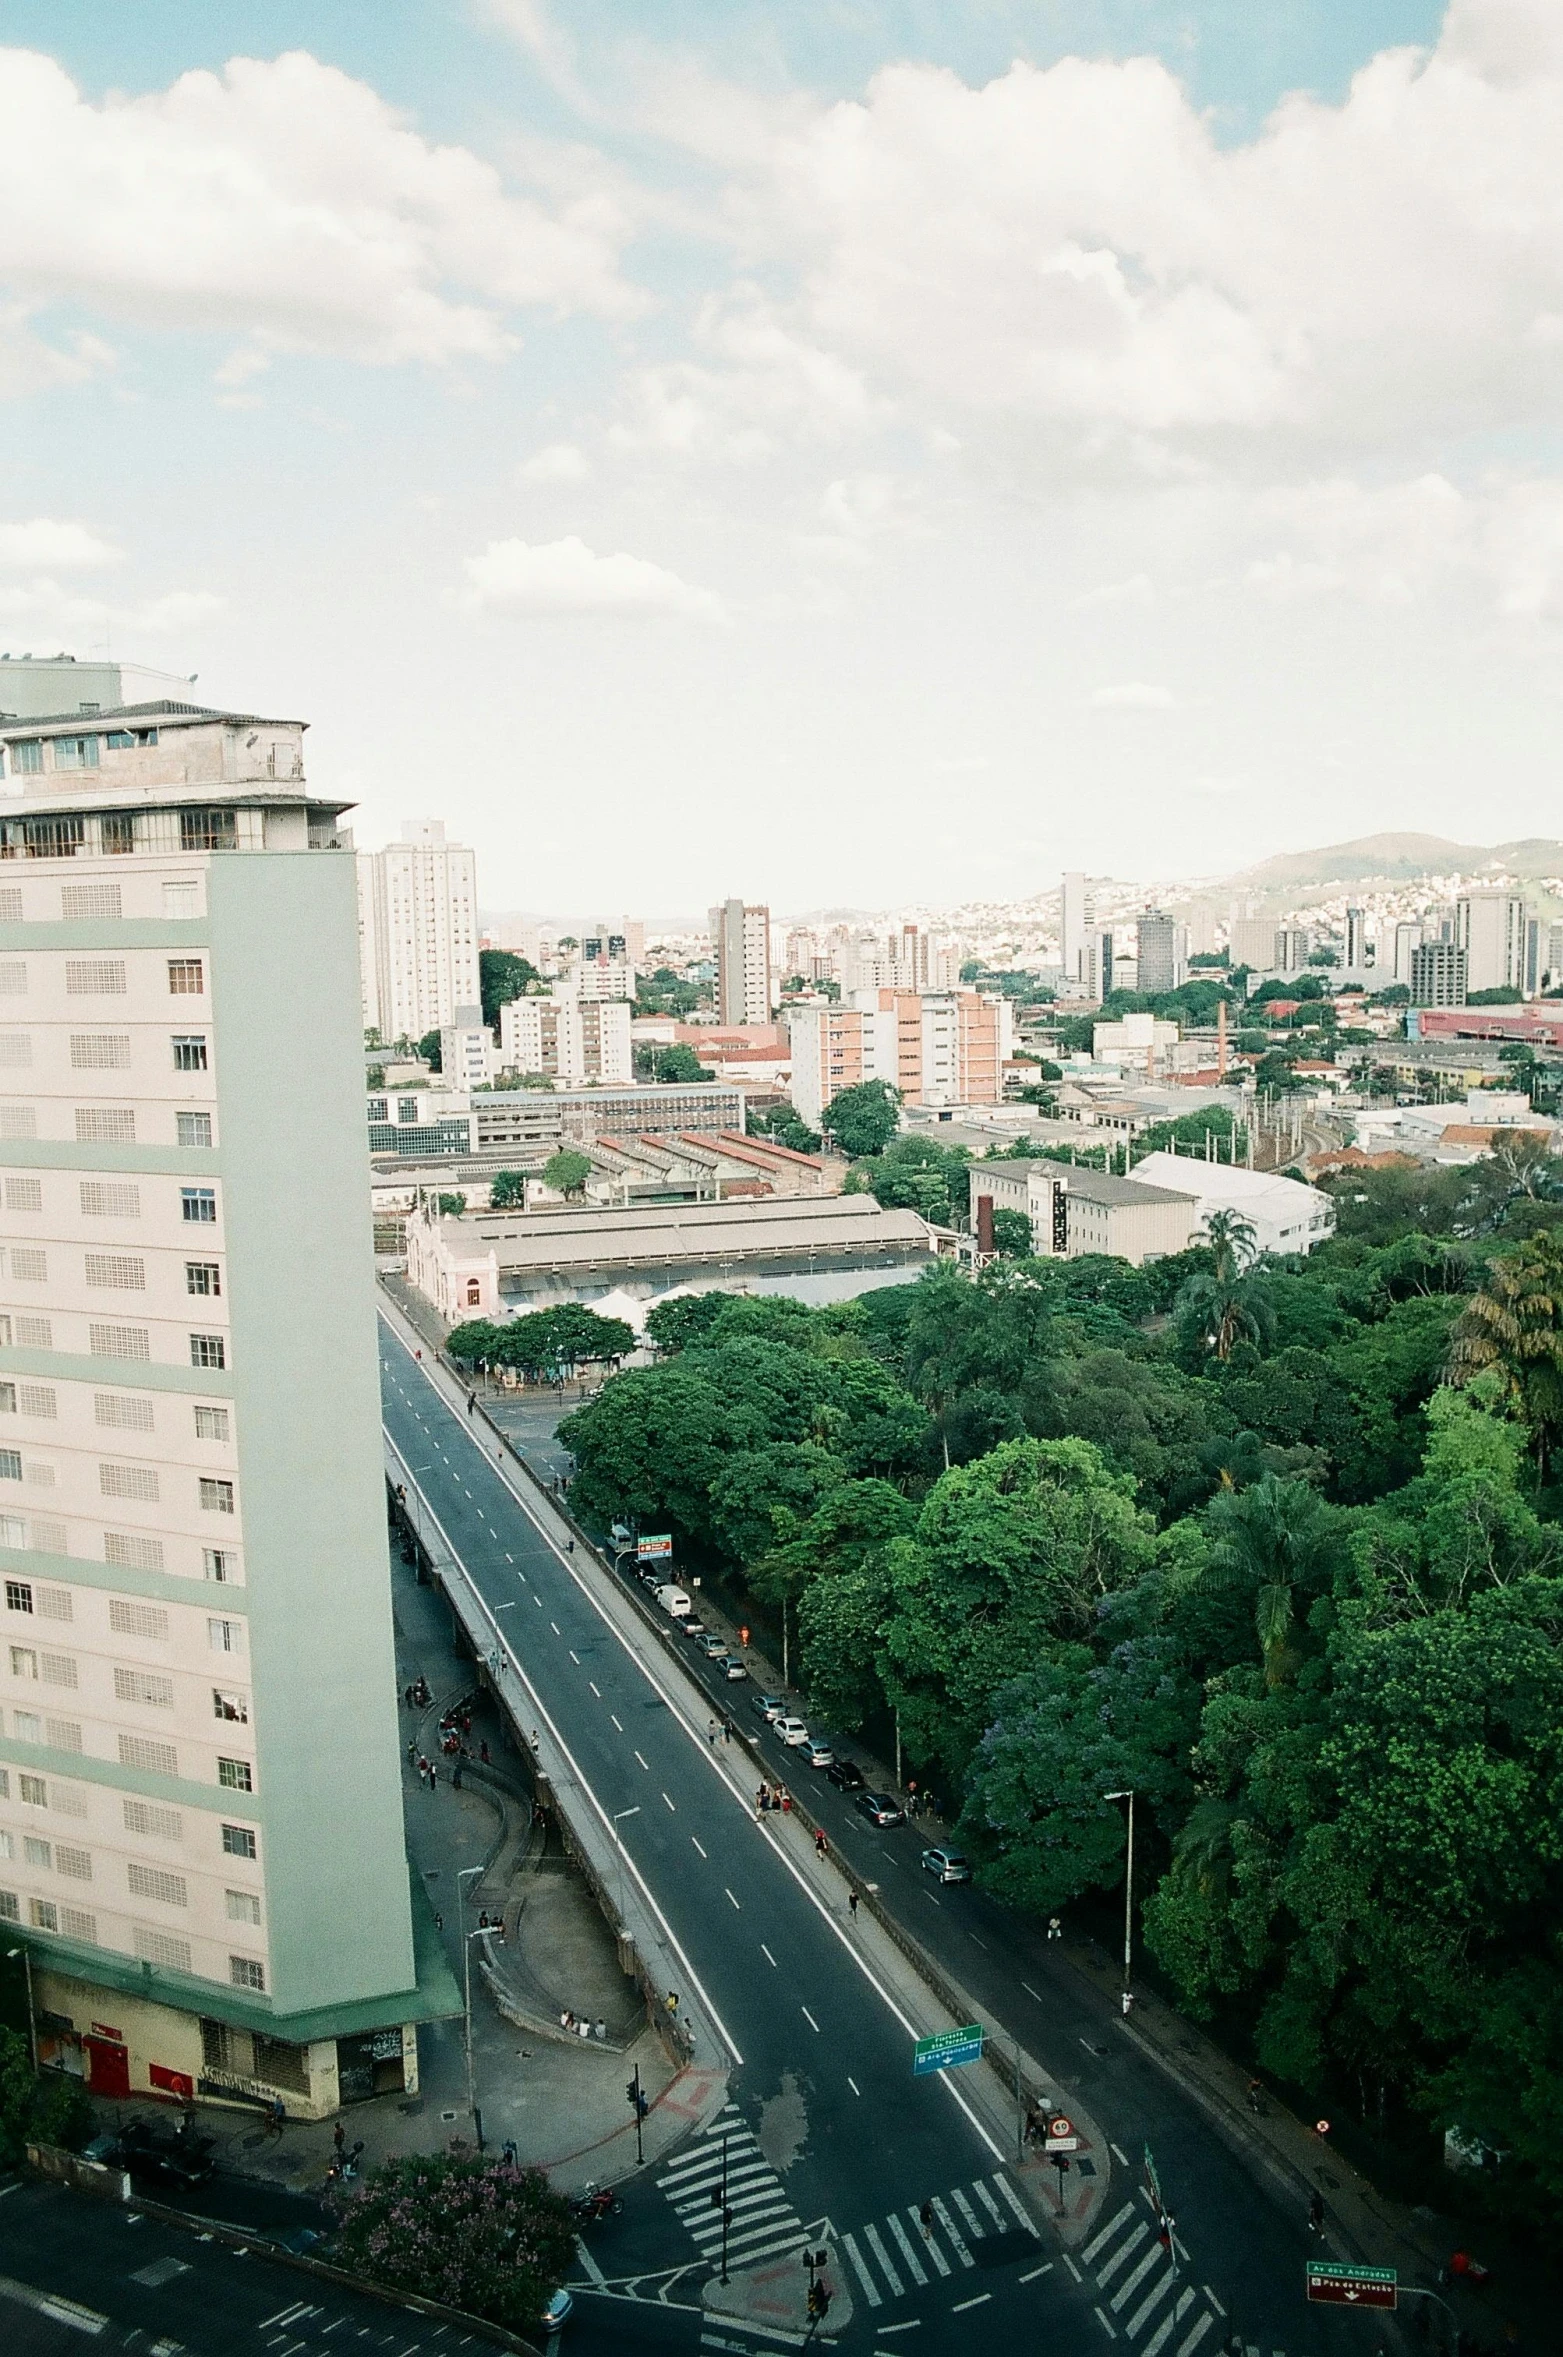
(1081, 2195), (1222, 2355)
(657, 2101), (808, 2274)
(839, 2169), (1040, 2308)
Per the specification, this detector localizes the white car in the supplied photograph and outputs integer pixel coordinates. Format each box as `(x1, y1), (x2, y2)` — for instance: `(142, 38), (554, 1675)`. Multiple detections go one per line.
(774, 1715), (809, 1746)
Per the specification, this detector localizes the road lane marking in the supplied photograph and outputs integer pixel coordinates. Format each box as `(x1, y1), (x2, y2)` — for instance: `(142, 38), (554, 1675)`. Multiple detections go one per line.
(885, 2211), (927, 2287)
(951, 2294), (990, 2314)
(569, 1649), (580, 1664)
(760, 1943), (776, 1966)
(1094, 2308), (1118, 2339)
(864, 2224), (904, 2298)
(610, 1715), (623, 1731)
(1020, 2263), (1053, 2284)
(801, 2005), (820, 2032)
(692, 1837), (707, 1858)
(971, 2180), (1005, 2228)
(550, 1621), (560, 1635)
(1111, 2143), (1130, 2165)
(1174, 2318), (1212, 2357)
(1201, 2288), (1225, 2316)
(1097, 2224), (1149, 2286)
(1021, 1981), (1043, 2002)
(662, 1792), (676, 1812)
(589, 1682), (600, 1698)
(634, 1750), (649, 1770)
(1084, 2204), (1135, 2265)
(847, 2075), (860, 2096)
(991, 2174), (1035, 2232)
(841, 2234), (882, 2309)
(725, 1887), (741, 1909)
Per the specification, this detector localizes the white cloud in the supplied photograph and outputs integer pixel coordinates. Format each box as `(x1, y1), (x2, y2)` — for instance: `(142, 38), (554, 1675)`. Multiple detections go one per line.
(0, 47), (642, 379)
(611, 4), (1563, 474)
(453, 534), (724, 618)
(1089, 681), (1177, 710)
(0, 302), (115, 397)
(1075, 572), (1155, 609)
(0, 518), (121, 569)
(611, 293), (885, 459)
(1244, 471), (1563, 621)
(519, 441), (592, 483)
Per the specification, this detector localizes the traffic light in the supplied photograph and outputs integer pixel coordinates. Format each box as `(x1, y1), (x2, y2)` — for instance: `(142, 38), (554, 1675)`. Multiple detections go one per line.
(625, 2080), (649, 2119)
(806, 2281), (831, 2319)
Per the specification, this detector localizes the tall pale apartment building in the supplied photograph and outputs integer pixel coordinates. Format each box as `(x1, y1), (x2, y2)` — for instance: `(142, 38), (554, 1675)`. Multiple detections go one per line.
(357, 821), (479, 1045)
(0, 696), (450, 2116)
(709, 898), (773, 1026)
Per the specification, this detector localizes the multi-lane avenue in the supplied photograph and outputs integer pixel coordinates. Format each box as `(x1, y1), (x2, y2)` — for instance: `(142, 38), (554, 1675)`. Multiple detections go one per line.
(379, 1315), (1364, 2357)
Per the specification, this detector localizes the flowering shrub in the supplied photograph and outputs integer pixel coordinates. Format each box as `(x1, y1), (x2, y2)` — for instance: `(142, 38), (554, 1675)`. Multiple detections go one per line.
(330, 2152), (576, 2331)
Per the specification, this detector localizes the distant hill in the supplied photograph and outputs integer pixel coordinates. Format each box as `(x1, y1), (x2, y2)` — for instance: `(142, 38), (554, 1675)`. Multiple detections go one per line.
(1221, 833), (1563, 892)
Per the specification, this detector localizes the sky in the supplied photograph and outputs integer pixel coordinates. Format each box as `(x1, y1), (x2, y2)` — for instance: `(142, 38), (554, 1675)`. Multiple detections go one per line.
(5, 1), (1563, 913)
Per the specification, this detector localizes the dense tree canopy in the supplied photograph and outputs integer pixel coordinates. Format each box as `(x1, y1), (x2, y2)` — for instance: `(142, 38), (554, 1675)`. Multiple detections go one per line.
(821, 1078), (901, 1158)
(551, 1148), (1563, 2224)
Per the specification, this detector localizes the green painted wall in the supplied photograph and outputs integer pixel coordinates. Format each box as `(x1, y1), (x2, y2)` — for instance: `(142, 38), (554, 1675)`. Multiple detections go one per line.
(209, 851), (416, 2016)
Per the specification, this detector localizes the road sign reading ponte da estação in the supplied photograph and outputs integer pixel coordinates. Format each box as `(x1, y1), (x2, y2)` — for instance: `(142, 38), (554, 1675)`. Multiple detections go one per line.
(913, 2025), (984, 2077)
(1306, 2263), (1397, 2310)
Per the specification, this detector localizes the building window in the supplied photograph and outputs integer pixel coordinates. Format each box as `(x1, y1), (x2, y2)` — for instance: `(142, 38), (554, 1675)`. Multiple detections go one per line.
(105, 1533), (165, 1572)
(23, 1836), (51, 1869)
(80, 1181), (140, 1218)
(0, 1383), (13, 1413)
(70, 1034), (131, 1069)
(229, 1955), (266, 1992)
(85, 1254), (145, 1291)
(204, 1548), (239, 1584)
(208, 1616), (243, 1653)
(15, 1317), (51, 1347)
(176, 1111), (213, 1148)
(66, 962), (126, 997)
(172, 1036), (208, 1072)
(4, 1174), (41, 1214)
(128, 1862), (187, 1908)
(134, 1926), (192, 1972)
(114, 1667), (174, 1708)
(225, 1888), (262, 1927)
(118, 1733), (176, 1777)
(367, 1097), (388, 1122)
(181, 1188), (217, 1224)
(0, 1450), (21, 1482)
(109, 1600), (168, 1640)
(55, 1845), (91, 1881)
(179, 811), (237, 852)
(28, 1898), (58, 1933)
(95, 1393), (154, 1432)
(199, 1479), (235, 1515)
(217, 1756), (253, 1792)
(53, 737), (100, 771)
(100, 1463), (159, 1502)
(185, 1263), (221, 1298)
(18, 1773), (45, 1805)
(10, 741), (42, 775)
(10, 1249), (46, 1282)
(168, 960), (204, 995)
(90, 1325), (150, 1362)
(4, 1581), (32, 1613)
(221, 1822), (257, 1859)
(0, 964), (27, 996)
(76, 1108), (135, 1143)
(194, 1407), (229, 1442)
(101, 814), (135, 856)
(190, 1335), (226, 1370)
(9, 1644), (38, 1677)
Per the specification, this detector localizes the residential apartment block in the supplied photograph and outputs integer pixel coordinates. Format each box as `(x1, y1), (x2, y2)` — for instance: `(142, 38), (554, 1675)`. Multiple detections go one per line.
(788, 989), (1011, 1127)
(498, 992), (632, 1086)
(709, 898), (773, 1026)
(1455, 891), (1526, 998)
(968, 1161), (1198, 1266)
(357, 820), (479, 1045)
(0, 698), (448, 2117)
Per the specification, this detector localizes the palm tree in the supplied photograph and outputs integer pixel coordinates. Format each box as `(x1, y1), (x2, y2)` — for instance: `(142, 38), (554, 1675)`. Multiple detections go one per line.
(1205, 1473), (1335, 1687)
(1449, 1234), (1563, 1473)
(1177, 1208), (1269, 1361)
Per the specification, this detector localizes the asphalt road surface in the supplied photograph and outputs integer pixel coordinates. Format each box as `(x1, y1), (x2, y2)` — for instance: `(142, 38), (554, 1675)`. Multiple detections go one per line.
(380, 1320), (1368, 2357)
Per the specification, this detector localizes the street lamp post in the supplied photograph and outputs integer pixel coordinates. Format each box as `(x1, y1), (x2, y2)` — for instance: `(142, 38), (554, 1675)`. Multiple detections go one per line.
(6, 1946), (37, 2071)
(457, 1865), (482, 2144)
(1105, 1791), (1135, 2013)
(611, 1807), (641, 1929)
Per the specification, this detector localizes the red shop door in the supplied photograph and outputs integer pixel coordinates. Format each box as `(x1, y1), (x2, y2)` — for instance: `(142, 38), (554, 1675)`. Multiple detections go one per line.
(85, 2036), (131, 2098)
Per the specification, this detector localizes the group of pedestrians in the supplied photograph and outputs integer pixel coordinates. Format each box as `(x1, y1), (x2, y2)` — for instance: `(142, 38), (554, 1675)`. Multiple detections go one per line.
(559, 2008), (608, 2041)
(754, 1782), (792, 1819)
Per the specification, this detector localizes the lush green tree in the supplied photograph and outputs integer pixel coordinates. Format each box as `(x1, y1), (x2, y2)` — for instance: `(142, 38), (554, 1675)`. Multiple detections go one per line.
(0, 2026), (92, 2165)
(435, 1191), (467, 1216)
(499, 1304), (635, 1379)
(1450, 1232), (1563, 1471)
(878, 1436), (1155, 1775)
(851, 1134), (973, 1228)
(636, 966), (707, 1017)
(446, 1318), (508, 1368)
(989, 1208), (1034, 1257)
(416, 1027), (442, 1071)
(960, 1631), (1200, 1913)
(650, 1043), (713, 1083)
(1203, 1474), (1341, 1687)
(541, 1148), (592, 1200)
(488, 1169), (527, 1210)
(748, 1103), (823, 1153)
(644, 1292), (730, 1353)
(1175, 1210), (1273, 1362)
(478, 949), (539, 1026)
(330, 2152), (575, 2333)
(822, 1079), (901, 1159)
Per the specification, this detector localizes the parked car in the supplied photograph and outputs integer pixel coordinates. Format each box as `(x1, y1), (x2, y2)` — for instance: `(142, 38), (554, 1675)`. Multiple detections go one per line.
(751, 1691), (786, 1722)
(89, 2119), (216, 2193)
(922, 1846), (972, 1885)
(774, 1714), (809, 1747)
(826, 1757), (865, 1791)
(698, 1632), (727, 1658)
(800, 1736), (835, 1770)
(856, 1790), (905, 1827)
(680, 1618), (706, 1640)
(541, 2286), (573, 2338)
(723, 1657), (748, 1682)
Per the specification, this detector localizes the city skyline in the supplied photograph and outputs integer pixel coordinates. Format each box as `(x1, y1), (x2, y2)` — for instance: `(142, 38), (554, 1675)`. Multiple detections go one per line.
(6, 3), (1563, 906)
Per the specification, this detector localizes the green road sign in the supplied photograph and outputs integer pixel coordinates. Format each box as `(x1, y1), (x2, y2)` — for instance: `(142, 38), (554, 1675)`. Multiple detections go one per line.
(913, 2025), (983, 2077)
(1306, 2263), (1397, 2311)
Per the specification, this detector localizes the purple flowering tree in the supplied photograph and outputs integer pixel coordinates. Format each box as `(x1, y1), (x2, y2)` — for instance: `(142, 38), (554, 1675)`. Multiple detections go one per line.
(330, 2153), (576, 2332)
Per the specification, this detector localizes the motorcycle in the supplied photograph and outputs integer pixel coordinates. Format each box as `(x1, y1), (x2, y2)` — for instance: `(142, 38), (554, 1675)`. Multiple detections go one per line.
(568, 2183), (624, 2225)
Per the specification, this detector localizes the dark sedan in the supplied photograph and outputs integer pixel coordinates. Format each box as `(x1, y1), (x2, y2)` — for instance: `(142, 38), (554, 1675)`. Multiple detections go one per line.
(826, 1757), (865, 1791)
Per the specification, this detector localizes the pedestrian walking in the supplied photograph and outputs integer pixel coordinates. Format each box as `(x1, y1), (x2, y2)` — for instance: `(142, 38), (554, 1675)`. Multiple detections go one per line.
(434, 1911), (444, 1931)
(722, 1720), (732, 1744)
(407, 1739), (417, 1767)
(1047, 1915), (1062, 1942)
(452, 1762), (463, 1790)
(707, 1719), (719, 1747)
(781, 1787), (792, 1815)
(467, 1391), (476, 1415)
(333, 2120), (346, 2156)
(664, 1990), (680, 2016)
(429, 1761), (438, 1791)
(530, 1728), (540, 1752)
(481, 1739), (491, 1764)
(417, 1754), (429, 1784)
(848, 1890), (859, 1922)
(919, 2200), (934, 2241)
(814, 1829), (826, 1860)
(267, 2095), (286, 2138)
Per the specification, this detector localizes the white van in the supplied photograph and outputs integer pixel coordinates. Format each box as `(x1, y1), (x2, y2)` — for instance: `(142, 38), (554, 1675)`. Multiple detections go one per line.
(656, 1584), (692, 1619)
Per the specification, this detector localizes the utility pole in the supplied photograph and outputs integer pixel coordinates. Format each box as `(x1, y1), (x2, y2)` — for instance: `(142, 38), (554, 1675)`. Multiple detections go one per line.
(1105, 1789), (1135, 2011)
(457, 1864), (482, 2145)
